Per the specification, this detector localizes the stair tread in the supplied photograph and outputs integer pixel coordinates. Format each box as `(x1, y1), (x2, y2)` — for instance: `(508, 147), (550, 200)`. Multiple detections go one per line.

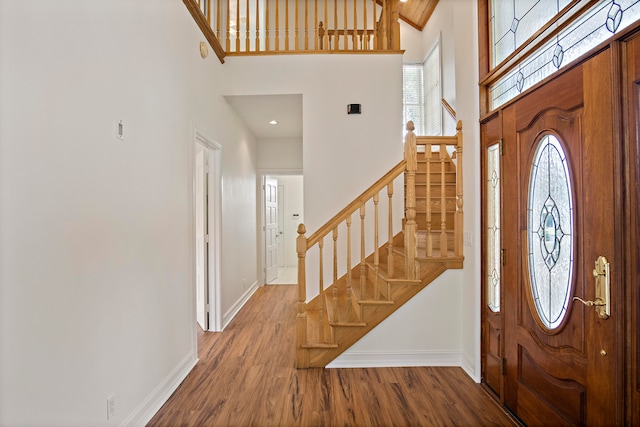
(324, 290), (366, 326)
(358, 299), (395, 305)
(301, 343), (339, 349)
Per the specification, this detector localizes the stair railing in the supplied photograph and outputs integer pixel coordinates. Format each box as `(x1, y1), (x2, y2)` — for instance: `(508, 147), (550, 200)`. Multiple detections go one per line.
(295, 160), (406, 368)
(183, 0), (401, 63)
(296, 121), (463, 368)
(414, 120), (464, 258)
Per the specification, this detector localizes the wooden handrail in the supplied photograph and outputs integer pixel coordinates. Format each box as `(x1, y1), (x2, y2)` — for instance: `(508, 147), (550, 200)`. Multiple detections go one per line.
(183, 0), (226, 63)
(306, 160), (406, 248)
(442, 98), (456, 121)
(416, 135), (459, 145)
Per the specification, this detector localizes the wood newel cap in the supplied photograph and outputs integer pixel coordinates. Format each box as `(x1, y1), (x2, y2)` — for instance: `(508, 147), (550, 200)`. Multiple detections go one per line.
(297, 223), (306, 235)
(406, 120), (415, 132)
(456, 120), (463, 132)
(297, 224), (308, 255)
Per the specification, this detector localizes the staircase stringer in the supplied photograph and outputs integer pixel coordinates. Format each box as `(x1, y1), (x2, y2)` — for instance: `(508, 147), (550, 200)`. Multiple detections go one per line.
(305, 254), (450, 368)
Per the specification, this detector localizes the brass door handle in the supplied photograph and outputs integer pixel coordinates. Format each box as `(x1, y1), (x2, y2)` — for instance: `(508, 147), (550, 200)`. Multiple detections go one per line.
(572, 296), (606, 307)
(573, 256), (610, 319)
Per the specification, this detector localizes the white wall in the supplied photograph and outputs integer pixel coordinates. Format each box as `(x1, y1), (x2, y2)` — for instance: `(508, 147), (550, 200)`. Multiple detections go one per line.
(0, 1), (258, 425)
(452, 0), (482, 382)
(257, 137), (303, 171)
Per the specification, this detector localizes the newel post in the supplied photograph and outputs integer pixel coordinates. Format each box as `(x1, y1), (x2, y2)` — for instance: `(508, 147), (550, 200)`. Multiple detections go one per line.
(296, 223), (310, 368)
(404, 121), (419, 280)
(454, 120), (464, 257)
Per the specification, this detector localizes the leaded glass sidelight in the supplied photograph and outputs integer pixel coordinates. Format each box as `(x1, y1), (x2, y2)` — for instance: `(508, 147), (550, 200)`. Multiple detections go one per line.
(527, 134), (574, 330)
(487, 144), (501, 312)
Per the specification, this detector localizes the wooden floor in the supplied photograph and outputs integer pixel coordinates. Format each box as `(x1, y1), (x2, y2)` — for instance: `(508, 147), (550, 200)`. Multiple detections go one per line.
(147, 285), (516, 427)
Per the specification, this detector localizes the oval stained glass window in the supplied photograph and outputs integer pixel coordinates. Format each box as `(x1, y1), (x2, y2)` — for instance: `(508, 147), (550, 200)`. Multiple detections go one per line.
(527, 134), (574, 330)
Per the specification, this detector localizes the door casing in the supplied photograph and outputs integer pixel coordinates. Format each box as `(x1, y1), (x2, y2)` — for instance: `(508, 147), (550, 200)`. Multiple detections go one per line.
(194, 130), (222, 332)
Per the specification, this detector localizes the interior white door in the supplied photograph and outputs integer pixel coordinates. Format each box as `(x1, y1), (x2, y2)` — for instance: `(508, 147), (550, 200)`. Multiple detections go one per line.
(276, 184), (285, 267)
(265, 177), (279, 283)
(195, 149), (209, 330)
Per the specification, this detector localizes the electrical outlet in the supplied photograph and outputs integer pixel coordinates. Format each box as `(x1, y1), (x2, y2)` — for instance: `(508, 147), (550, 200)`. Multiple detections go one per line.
(107, 394), (116, 420)
(464, 232), (473, 247)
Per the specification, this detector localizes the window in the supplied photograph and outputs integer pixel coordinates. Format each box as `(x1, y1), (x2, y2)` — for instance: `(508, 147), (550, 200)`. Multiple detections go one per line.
(403, 39), (441, 135)
(403, 64), (425, 134)
(527, 134), (574, 329)
(489, 0), (640, 109)
(423, 41), (441, 136)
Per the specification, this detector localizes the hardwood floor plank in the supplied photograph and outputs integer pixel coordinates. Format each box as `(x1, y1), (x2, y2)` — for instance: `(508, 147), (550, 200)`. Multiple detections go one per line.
(147, 285), (515, 427)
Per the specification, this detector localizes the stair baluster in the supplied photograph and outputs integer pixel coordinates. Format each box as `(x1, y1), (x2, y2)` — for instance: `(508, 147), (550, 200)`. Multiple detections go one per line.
(373, 192), (380, 299)
(346, 214), (353, 306)
(359, 204), (366, 303)
(404, 121), (418, 280)
(387, 181), (394, 282)
(318, 237), (326, 343)
(439, 143), (448, 257)
(454, 121), (464, 257)
(425, 141), (433, 257)
(332, 227), (339, 321)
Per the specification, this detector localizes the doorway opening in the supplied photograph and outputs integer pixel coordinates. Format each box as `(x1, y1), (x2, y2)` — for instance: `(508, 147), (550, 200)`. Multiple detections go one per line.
(194, 130), (222, 332)
(262, 174), (303, 285)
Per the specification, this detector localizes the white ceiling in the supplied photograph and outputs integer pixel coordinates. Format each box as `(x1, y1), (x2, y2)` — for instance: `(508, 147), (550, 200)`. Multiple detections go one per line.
(225, 94), (303, 139)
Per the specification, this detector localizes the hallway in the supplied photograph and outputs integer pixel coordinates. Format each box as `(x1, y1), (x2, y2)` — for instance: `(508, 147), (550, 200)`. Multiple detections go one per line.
(268, 266), (298, 285)
(147, 285), (516, 426)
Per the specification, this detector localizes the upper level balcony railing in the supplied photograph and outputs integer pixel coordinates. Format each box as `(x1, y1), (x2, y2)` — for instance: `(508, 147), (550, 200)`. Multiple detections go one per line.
(183, 0), (403, 62)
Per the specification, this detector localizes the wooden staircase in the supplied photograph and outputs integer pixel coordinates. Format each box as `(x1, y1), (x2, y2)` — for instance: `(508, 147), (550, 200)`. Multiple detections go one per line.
(296, 121), (464, 368)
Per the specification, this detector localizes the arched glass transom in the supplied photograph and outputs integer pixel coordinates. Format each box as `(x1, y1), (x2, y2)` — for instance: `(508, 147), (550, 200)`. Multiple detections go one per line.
(527, 134), (574, 330)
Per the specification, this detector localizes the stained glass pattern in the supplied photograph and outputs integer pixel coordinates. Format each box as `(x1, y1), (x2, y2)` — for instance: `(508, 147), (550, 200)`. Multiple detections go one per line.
(490, 0), (572, 68)
(487, 144), (501, 312)
(490, 0), (640, 109)
(527, 135), (574, 330)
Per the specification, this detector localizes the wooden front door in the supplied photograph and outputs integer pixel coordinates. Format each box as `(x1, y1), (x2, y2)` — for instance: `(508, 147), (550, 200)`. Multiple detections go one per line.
(500, 49), (622, 425)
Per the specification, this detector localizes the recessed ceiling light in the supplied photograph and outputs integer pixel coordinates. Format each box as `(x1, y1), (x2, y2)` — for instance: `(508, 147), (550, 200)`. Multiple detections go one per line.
(269, 120), (279, 125)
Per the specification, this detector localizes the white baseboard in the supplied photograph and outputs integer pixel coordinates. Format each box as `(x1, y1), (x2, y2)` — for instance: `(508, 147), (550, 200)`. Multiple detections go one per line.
(461, 350), (480, 382)
(222, 281), (259, 329)
(122, 352), (197, 427)
(326, 350), (462, 368)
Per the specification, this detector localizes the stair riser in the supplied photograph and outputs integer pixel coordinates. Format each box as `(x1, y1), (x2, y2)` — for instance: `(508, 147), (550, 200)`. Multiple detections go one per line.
(414, 198), (457, 211)
(412, 174), (457, 185)
(411, 186), (457, 198)
(414, 215), (455, 230)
